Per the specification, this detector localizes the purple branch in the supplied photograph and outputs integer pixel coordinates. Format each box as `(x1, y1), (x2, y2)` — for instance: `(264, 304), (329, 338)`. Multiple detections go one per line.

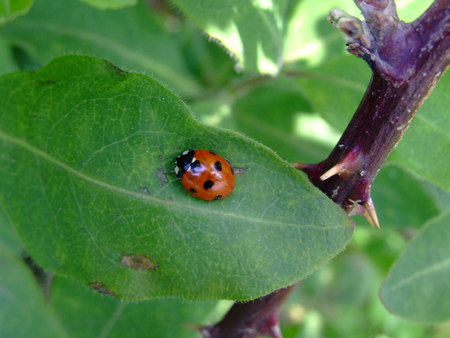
(201, 284), (297, 338)
(203, 1), (449, 337)
(296, 0), (449, 226)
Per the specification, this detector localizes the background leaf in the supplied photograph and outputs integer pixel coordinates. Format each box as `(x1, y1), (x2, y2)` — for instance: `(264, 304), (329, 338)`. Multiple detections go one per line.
(0, 0), (201, 96)
(80, 0), (136, 10)
(380, 212), (450, 323)
(0, 247), (66, 337)
(172, 0), (290, 74)
(0, 0), (33, 24)
(0, 55), (353, 301)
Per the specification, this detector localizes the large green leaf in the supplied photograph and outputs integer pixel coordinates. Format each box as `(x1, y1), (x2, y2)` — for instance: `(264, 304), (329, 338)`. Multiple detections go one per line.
(80, 0), (136, 10)
(380, 212), (450, 323)
(172, 0), (290, 74)
(0, 246), (66, 337)
(0, 0), (33, 24)
(297, 55), (450, 190)
(0, 0), (200, 96)
(50, 277), (229, 338)
(0, 55), (353, 301)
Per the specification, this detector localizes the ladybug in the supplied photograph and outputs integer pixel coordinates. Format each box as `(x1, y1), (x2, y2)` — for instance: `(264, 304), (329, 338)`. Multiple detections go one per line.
(174, 149), (235, 201)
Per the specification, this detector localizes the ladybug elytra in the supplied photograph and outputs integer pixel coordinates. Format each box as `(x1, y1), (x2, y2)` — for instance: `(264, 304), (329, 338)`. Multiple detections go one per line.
(174, 149), (235, 201)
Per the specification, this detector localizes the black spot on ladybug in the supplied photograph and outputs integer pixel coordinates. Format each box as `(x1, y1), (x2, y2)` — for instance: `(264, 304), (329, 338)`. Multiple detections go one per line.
(190, 160), (202, 173)
(214, 195), (223, 200)
(204, 180), (214, 190)
(209, 151), (216, 155)
(190, 187), (197, 193)
(214, 161), (222, 171)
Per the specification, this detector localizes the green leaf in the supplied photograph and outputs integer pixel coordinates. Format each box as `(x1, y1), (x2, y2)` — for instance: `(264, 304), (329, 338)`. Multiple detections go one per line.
(296, 55), (370, 131)
(370, 165), (440, 229)
(0, 0), (200, 97)
(172, 0), (290, 74)
(0, 0), (33, 24)
(0, 55), (353, 301)
(50, 277), (229, 337)
(284, 0), (359, 69)
(297, 55), (450, 190)
(284, 0), (434, 68)
(0, 37), (18, 75)
(0, 208), (23, 255)
(79, 0), (136, 10)
(0, 246), (67, 337)
(190, 77), (338, 164)
(380, 212), (450, 323)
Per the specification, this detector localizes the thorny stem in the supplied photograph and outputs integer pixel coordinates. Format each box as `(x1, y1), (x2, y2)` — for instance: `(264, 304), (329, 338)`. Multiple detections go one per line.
(203, 0), (449, 337)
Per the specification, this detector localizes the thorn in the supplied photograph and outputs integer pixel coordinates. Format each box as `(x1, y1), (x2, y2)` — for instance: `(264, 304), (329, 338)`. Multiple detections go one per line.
(320, 162), (346, 180)
(362, 197), (380, 228)
(181, 323), (203, 331)
(320, 147), (362, 181)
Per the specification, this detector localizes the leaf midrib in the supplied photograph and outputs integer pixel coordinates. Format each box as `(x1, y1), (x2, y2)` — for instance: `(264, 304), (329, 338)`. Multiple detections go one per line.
(0, 129), (343, 230)
(384, 257), (450, 294)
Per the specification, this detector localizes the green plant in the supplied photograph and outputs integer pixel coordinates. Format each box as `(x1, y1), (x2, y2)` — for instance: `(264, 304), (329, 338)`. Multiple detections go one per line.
(0, 0), (448, 337)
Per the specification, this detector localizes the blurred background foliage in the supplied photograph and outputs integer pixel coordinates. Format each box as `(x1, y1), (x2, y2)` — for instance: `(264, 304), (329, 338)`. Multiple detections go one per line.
(0, 0), (449, 337)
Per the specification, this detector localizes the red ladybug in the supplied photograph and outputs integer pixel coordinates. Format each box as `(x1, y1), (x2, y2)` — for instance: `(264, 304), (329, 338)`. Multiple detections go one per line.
(174, 149), (235, 201)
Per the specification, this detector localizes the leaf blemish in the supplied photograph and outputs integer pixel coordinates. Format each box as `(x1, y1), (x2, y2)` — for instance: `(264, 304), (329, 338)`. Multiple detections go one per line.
(156, 169), (169, 182)
(141, 187), (149, 195)
(121, 254), (159, 270)
(89, 282), (116, 297)
(36, 79), (56, 88)
(105, 61), (126, 76)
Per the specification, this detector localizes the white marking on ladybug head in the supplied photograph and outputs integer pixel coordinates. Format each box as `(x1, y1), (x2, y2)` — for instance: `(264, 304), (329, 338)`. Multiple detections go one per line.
(174, 166), (179, 175)
(182, 150), (189, 155)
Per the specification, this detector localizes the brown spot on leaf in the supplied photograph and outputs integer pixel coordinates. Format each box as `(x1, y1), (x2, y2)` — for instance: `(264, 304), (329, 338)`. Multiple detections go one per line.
(36, 79), (56, 88)
(141, 187), (150, 194)
(89, 282), (116, 297)
(121, 254), (158, 270)
(105, 61), (126, 76)
(156, 169), (169, 182)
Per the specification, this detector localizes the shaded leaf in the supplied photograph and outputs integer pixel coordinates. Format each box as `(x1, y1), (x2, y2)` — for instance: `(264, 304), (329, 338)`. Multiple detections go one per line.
(0, 37), (18, 75)
(0, 55), (353, 301)
(172, 0), (290, 74)
(0, 208), (23, 255)
(380, 212), (450, 323)
(0, 0), (200, 96)
(0, 246), (66, 337)
(0, 0), (33, 24)
(80, 0), (136, 10)
(50, 277), (229, 338)
(370, 164), (440, 229)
